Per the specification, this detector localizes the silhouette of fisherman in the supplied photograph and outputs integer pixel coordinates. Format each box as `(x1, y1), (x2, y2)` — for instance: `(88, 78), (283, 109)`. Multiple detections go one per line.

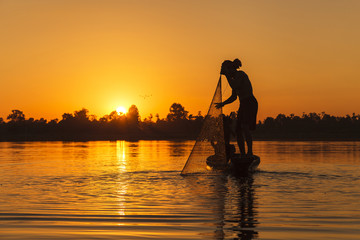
(216, 59), (258, 157)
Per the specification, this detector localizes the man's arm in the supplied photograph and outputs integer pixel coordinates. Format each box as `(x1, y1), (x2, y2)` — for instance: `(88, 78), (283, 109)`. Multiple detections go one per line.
(215, 89), (237, 109)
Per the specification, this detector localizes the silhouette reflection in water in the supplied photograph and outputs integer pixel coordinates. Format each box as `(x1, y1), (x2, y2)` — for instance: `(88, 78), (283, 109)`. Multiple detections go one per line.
(184, 174), (258, 240)
(217, 175), (258, 240)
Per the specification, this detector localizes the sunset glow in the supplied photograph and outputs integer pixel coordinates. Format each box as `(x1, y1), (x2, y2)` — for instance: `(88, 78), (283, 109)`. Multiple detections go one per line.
(116, 106), (127, 115)
(1, 1), (359, 121)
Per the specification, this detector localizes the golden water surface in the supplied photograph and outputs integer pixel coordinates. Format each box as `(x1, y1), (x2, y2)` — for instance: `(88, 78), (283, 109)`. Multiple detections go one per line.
(0, 141), (360, 239)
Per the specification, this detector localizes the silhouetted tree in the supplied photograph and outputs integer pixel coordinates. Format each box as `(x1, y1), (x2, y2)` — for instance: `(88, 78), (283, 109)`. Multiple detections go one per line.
(48, 119), (58, 125)
(89, 115), (97, 122)
(74, 108), (89, 121)
(167, 103), (188, 121)
(109, 111), (119, 121)
(264, 117), (275, 126)
(127, 105), (140, 126)
(143, 113), (153, 123)
(155, 113), (160, 122)
(62, 113), (74, 121)
(7, 110), (25, 122)
(99, 115), (109, 123)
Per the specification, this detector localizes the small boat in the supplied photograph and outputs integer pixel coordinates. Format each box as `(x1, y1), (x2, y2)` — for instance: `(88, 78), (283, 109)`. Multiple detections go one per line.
(206, 153), (260, 175)
(229, 154), (260, 174)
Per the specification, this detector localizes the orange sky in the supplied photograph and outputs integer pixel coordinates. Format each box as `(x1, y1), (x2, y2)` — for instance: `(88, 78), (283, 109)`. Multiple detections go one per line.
(1, 0), (359, 121)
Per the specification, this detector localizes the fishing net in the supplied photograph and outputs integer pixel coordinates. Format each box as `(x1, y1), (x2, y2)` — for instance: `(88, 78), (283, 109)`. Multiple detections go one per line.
(181, 77), (228, 175)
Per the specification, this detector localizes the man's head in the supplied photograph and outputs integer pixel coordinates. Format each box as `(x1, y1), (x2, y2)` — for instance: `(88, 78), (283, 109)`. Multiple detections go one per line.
(220, 58), (242, 75)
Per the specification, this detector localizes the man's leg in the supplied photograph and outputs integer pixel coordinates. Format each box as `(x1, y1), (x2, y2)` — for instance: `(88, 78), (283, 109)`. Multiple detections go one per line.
(236, 124), (246, 156)
(242, 124), (253, 156)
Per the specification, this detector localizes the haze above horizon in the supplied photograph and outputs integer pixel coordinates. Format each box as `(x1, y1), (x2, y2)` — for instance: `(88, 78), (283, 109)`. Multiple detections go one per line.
(1, 0), (359, 121)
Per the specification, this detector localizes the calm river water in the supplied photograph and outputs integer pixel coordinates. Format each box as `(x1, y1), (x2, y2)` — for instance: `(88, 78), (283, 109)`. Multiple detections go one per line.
(0, 141), (360, 240)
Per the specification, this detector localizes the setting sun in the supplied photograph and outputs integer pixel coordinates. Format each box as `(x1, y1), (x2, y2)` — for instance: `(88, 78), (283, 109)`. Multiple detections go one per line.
(116, 106), (127, 115)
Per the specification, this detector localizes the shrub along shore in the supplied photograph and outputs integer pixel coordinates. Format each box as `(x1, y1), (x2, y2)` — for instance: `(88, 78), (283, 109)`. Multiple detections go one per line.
(1, 105), (360, 141)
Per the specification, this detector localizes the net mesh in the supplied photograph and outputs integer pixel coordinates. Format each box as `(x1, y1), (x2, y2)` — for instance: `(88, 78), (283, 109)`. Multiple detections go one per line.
(181, 77), (227, 175)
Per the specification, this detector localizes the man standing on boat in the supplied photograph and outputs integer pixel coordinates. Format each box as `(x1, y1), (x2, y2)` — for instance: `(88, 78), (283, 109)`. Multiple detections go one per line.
(215, 59), (258, 157)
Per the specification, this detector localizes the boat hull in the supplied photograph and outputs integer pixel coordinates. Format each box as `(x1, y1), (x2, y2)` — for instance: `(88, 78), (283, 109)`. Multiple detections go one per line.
(229, 154), (260, 174)
(206, 154), (260, 174)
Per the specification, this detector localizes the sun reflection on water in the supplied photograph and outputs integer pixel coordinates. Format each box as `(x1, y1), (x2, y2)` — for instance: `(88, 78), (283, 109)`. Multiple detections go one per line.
(116, 140), (127, 172)
(116, 140), (127, 216)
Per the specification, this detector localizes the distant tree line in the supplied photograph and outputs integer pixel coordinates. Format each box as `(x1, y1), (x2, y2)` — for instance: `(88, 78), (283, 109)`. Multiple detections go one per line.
(0, 103), (203, 141)
(255, 112), (360, 140)
(0, 104), (359, 141)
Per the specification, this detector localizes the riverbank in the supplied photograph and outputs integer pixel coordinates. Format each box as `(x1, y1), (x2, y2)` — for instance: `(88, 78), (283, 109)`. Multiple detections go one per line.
(1, 134), (359, 142)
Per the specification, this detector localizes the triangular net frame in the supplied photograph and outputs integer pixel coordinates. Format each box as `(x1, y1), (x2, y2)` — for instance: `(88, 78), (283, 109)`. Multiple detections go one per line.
(181, 76), (227, 175)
